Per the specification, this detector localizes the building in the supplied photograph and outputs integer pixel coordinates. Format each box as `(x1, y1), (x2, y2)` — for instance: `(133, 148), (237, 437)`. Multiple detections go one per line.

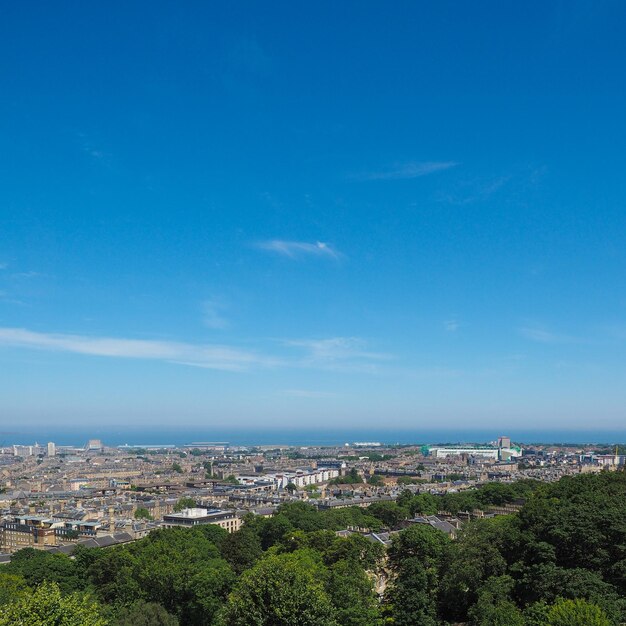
(427, 445), (522, 461)
(162, 508), (241, 533)
(0, 515), (101, 554)
(497, 436), (511, 449)
(47, 442), (56, 457)
(12, 445), (33, 457)
(428, 446), (500, 460)
(0, 520), (57, 552)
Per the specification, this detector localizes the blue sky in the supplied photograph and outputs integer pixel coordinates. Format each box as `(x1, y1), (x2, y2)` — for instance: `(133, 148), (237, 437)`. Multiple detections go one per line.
(1, 1), (626, 433)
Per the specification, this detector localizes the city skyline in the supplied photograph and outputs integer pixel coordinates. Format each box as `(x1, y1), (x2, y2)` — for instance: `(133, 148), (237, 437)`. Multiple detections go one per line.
(2, 2), (626, 431)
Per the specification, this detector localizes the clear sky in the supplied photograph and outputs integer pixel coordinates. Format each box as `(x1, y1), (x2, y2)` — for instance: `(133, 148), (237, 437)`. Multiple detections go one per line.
(1, 1), (626, 434)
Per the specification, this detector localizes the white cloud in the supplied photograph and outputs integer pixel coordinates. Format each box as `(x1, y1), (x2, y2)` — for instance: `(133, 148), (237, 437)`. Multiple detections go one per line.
(203, 299), (229, 330)
(285, 337), (391, 371)
(0, 327), (266, 372)
(519, 327), (579, 344)
(255, 240), (341, 259)
(355, 161), (458, 181)
(0, 327), (393, 375)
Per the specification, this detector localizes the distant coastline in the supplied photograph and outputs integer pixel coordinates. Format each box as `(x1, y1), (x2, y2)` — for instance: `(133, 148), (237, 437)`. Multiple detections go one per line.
(4, 428), (626, 448)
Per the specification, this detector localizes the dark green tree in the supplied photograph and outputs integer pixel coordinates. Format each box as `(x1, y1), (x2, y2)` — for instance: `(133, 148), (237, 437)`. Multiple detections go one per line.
(385, 525), (450, 626)
(113, 600), (179, 625)
(467, 576), (525, 626)
(220, 527), (263, 574)
(5, 548), (86, 595)
(326, 559), (382, 626)
(216, 551), (338, 626)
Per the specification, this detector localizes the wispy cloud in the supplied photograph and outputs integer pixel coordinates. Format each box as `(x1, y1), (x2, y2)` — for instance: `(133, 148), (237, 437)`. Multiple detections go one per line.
(285, 337), (391, 372)
(354, 161), (458, 181)
(436, 175), (510, 205)
(255, 240), (341, 260)
(444, 319), (460, 332)
(0, 328), (267, 372)
(0, 291), (26, 306)
(203, 298), (229, 330)
(0, 328), (391, 375)
(519, 327), (580, 344)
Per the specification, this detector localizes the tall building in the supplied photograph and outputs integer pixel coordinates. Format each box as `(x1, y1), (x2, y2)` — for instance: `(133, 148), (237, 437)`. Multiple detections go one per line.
(497, 436), (511, 449)
(47, 442), (56, 457)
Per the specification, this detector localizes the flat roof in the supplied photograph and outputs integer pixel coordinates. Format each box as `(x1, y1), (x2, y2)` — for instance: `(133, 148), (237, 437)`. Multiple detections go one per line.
(164, 507), (230, 519)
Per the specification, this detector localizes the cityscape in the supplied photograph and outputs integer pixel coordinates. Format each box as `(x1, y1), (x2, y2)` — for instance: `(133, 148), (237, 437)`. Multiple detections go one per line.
(0, 434), (623, 556)
(3, 1), (626, 624)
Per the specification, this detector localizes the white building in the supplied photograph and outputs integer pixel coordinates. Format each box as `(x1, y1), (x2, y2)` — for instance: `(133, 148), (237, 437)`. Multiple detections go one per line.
(429, 446), (500, 460)
(428, 445), (522, 460)
(162, 508), (241, 533)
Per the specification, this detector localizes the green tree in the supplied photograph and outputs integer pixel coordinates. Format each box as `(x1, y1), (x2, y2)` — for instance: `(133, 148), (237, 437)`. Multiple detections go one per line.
(173, 497), (196, 512)
(0, 581), (106, 626)
(385, 558), (438, 626)
(113, 600), (179, 625)
(256, 514), (295, 550)
(367, 501), (408, 528)
(134, 507), (153, 520)
(192, 522), (228, 548)
(216, 551), (338, 626)
(409, 493), (439, 516)
(348, 468), (363, 483)
(467, 576), (525, 626)
(220, 527), (263, 574)
(330, 468), (363, 485)
(87, 526), (234, 622)
(326, 559), (382, 626)
(171, 462), (183, 473)
(276, 502), (325, 532)
(385, 525), (450, 626)
(544, 598), (611, 626)
(323, 533), (385, 570)
(439, 518), (512, 623)
(0, 572), (29, 606)
(184, 561), (236, 625)
(5, 548), (86, 595)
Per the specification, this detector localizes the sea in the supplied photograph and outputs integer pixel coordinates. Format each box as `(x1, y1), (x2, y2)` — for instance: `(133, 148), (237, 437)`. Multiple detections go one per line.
(5, 427), (626, 448)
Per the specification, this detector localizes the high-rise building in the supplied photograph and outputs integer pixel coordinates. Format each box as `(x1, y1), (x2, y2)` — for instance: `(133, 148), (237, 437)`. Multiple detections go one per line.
(47, 442), (56, 457)
(497, 436), (511, 449)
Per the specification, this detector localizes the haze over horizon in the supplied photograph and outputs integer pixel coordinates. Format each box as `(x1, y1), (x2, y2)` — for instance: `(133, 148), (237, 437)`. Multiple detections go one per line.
(2, 2), (626, 431)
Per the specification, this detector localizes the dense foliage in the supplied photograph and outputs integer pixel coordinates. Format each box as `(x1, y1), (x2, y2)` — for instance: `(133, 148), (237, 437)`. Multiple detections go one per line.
(2, 472), (626, 624)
